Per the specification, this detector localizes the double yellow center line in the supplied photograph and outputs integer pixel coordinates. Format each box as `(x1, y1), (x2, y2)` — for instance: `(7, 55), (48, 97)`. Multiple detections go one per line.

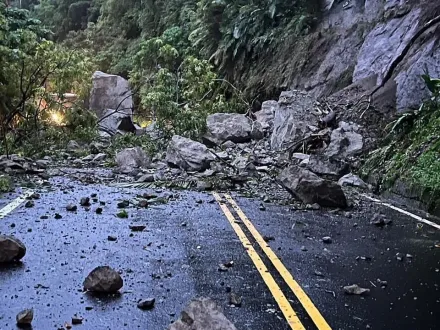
(213, 192), (332, 330)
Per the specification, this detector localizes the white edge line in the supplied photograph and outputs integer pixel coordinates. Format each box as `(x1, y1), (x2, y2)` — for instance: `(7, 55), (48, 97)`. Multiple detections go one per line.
(362, 194), (440, 230)
(0, 190), (35, 219)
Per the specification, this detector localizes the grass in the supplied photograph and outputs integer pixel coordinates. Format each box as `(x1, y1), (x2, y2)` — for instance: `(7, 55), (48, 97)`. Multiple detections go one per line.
(362, 99), (440, 209)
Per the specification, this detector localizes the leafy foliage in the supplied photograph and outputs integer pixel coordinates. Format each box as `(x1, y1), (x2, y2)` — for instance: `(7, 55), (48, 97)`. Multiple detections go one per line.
(131, 34), (245, 139)
(362, 74), (440, 206)
(0, 3), (96, 156)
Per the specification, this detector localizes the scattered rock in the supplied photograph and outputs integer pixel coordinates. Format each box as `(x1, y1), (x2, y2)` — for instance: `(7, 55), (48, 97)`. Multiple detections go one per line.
(307, 155), (350, 179)
(205, 113), (260, 145)
(89, 71), (133, 119)
(396, 253), (404, 261)
(343, 284), (370, 296)
(325, 122), (363, 158)
(83, 266), (123, 293)
(254, 100), (277, 132)
(270, 91), (316, 150)
(67, 140), (80, 152)
(338, 173), (368, 189)
(16, 308), (33, 326)
(117, 200), (130, 208)
(93, 153), (107, 162)
(301, 246), (308, 252)
(107, 236), (117, 241)
(129, 225), (146, 232)
(137, 174), (155, 183)
(322, 236), (332, 244)
(168, 297), (237, 330)
(229, 293), (242, 307)
(137, 298), (156, 310)
(166, 135), (214, 172)
(71, 315), (83, 325)
(80, 197), (90, 207)
(24, 200), (34, 208)
(116, 147), (150, 170)
(0, 235), (26, 263)
(96, 207), (103, 214)
(370, 213), (389, 227)
(278, 166), (347, 208)
(66, 204), (77, 212)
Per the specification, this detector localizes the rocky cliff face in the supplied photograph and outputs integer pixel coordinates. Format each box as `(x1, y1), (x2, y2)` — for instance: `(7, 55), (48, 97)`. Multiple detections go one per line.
(273, 0), (440, 114)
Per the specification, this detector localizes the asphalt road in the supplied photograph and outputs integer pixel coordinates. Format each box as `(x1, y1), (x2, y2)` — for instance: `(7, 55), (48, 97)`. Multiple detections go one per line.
(0, 177), (439, 330)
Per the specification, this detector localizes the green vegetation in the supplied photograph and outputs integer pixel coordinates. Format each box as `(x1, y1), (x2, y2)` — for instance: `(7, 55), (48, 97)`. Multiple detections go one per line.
(0, 175), (12, 193)
(0, 3), (96, 157)
(362, 75), (440, 208)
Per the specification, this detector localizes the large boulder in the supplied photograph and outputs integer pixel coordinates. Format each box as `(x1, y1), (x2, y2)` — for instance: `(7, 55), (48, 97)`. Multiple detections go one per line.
(116, 147), (150, 170)
(325, 122), (363, 159)
(168, 297), (237, 330)
(270, 91), (317, 150)
(83, 266), (123, 293)
(254, 100), (277, 132)
(98, 109), (137, 136)
(89, 71), (133, 119)
(166, 135), (214, 172)
(205, 113), (261, 145)
(278, 166), (347, 208)
(0, 235), (26, 263)
(306, 155), (350, 179)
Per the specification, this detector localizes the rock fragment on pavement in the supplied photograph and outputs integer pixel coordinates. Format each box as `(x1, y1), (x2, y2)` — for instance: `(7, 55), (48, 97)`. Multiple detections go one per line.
(0, 235), (26, 263)
(343, 284), (370, 296)
(16, 308), (33, 326)
(168, 297), (237, 330)
(83, 266), (123, 293)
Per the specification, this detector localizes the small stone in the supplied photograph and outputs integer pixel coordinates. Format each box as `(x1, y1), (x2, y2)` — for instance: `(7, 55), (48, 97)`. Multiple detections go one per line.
(54, 213), (62, 219)
(71, 315), (83, 325)
(307, 203), (320, 210)
(85, 306), (93, 311)
(322, 236), (332, 244)
(24, 200), (35, 208)
(229, 293), (242, 307)
(259, 204), (266, 211)
(138, 200), (148, 208)
(406, 254), (413, 259)
(65, 322), (72, 329)
(129, 225), (146, 232)
(196, 199), (203, 204)
(263, 235), (275, 242)
(137, 298), (155, 310)
(108, 236), (117, 241)
(301, 246), (308, 252)
(95, 207), (103, 214)
(181, 222), (187, 227)
(16, 308), (33, 326)
(396, 253), (404, 261)
(66, 204), (77, 212)
(91, 193), (97, 198)
(377, 279), (388, 287)
(218, 264), (228, 272)
(343, 284), (370, 295)
(117, 200), (130, 208)
(80, 197), (91, 207)
(40, 215), (49, 219)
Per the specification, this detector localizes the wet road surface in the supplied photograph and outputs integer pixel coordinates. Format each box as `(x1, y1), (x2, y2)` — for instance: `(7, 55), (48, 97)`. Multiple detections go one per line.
(0, 177), (439, 330)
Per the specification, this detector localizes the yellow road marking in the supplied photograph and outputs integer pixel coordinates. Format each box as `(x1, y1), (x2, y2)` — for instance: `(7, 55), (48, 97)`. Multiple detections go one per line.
(0, 190), (34, 219)
(212, 192), (305, 330)
(224, 193), (332, 330)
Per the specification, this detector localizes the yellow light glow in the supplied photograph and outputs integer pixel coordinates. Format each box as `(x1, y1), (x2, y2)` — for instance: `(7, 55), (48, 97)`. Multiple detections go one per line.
(49, 111), (64, 126)
(140, 120), (153, 128)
